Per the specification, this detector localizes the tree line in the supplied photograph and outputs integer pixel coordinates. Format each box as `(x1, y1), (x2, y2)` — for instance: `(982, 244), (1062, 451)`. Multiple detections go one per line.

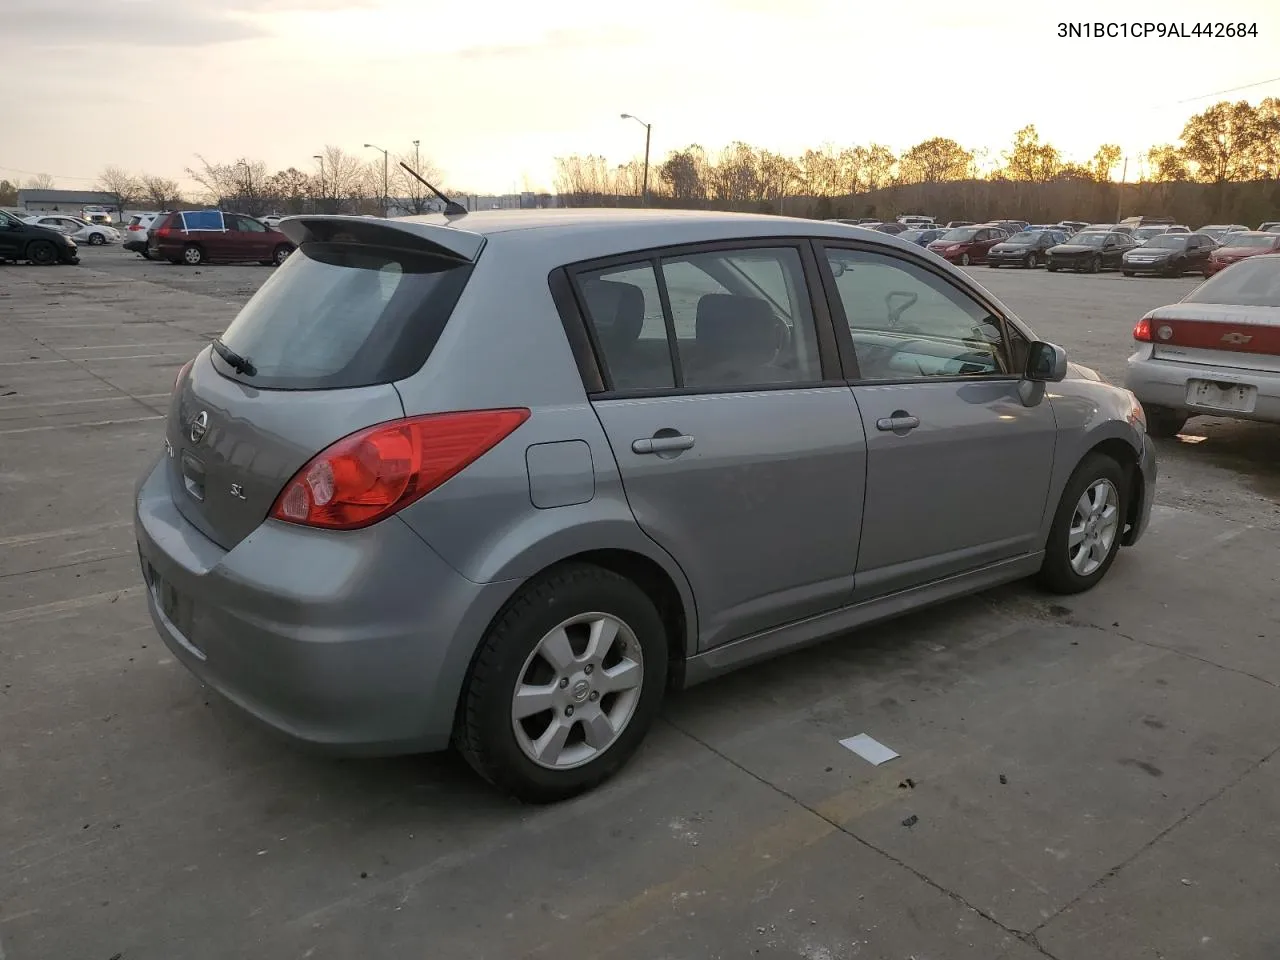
(0, 143), (455, 217)
(554, 99), (1280, 225)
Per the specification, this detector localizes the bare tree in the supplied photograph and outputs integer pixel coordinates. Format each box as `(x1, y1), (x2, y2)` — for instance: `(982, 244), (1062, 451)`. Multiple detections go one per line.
(658, 146), (708, 203)
(25, 173), (57, 190)
(140, 175), (182, 210)
(185, 155), (269, 214)
(392, 148), (447, 214)
(897, 138), (973, 184)
(97, 166), (143, 208)
(262, 168), (312, 215)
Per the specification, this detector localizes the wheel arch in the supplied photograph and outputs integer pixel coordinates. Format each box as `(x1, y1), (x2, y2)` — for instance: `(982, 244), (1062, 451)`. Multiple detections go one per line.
(1079, 436), (1145, 547)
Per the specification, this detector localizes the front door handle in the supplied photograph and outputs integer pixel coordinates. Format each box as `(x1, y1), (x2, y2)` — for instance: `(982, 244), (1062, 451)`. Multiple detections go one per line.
(632, 434), (696, 455)
(876, 414), (920, 432)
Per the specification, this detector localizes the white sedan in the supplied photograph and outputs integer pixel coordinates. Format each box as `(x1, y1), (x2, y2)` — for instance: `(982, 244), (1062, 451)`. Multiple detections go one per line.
(21, 215), (121, 245)
(1126, 253), (1280, 435)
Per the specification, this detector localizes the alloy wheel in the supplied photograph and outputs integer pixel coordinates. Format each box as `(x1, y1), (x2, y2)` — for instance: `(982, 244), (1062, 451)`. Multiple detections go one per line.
(1067, 479), (1120, 576)
(511, 612), (644, 770)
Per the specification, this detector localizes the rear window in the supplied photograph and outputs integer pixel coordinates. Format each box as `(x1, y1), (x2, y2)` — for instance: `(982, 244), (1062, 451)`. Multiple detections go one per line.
(211, 242), (473, 390)
(1185, 258), (1280, 308)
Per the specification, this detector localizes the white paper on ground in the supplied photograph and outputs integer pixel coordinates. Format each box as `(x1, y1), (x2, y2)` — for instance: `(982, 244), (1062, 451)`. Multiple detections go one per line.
(839, 734), (899, 766)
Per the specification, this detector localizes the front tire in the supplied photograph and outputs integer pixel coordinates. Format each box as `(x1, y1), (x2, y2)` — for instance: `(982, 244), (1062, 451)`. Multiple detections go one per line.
(1027, 253), (1038, 269)
(1122, 270), (1135, 277)
(959, 252), (971, 266)
(27, 241), (57, 265)
(1038, 453), (1128, 595)
(1089, 255), (1101, 274)
(1047, 263), (1058, 272)
(455, 563), (669, 803)
(88, 233), (106, 245)
(182, 244), (204, 266)
(1144, 405), (1187, 438)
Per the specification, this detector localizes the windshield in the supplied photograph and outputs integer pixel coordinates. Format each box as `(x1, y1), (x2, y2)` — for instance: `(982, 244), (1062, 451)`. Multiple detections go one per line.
(1185, 257), (1280, 307)
(1134, 227), (1167, 240)
(1224, 234), (1279, 249)
(214, 242), (473, 389)
(1068, 233), (1107, 247)
(940, 228), (979, 242)
(1004, 232), (1041, 244)
(1144, 235), (1187, 249)
(900, 230), (926, 241)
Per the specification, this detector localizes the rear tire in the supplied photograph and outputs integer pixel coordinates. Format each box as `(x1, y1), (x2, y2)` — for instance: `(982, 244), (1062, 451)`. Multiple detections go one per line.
(1038, 453), (1128, 595)
(272, 244), (292, 266)
(455, 563), (669, 803)
(1122, 270), (1135, 277)
(1089, 255), (1101, 274)
(26, 241), (57, 265)
(140, 249), (152, 261)
(1144, 405), (1187, 438)
(181, 244), (204, 266)
(1027, 253), (1038, 268)
(988, 262), (999, 269)
(1047, 263), (1058, 272)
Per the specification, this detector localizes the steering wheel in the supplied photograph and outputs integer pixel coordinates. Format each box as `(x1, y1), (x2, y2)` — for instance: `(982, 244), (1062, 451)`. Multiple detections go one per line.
(886, 290), (918, 329)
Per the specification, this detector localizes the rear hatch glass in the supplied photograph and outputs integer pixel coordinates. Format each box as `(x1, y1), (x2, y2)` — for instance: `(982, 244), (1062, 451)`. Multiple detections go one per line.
(211, 243), (473, 390)
(169, 241), (474, 549)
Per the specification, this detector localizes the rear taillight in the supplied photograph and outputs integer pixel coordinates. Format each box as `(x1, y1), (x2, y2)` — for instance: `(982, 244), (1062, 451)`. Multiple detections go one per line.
(269, 409), (531, 531)
(1133, 318), (1152, 342)
(156, 223), (172, 238)
(174, 358), (193, 390)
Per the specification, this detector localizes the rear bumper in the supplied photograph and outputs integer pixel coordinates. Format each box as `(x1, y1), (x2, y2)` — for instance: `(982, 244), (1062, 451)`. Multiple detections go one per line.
(1125, 352), (1280, 425)
(133, 457), (520, 755)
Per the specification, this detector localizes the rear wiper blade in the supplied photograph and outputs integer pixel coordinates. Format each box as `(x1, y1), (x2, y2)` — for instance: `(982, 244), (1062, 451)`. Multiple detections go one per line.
(210, 337), (257, 377)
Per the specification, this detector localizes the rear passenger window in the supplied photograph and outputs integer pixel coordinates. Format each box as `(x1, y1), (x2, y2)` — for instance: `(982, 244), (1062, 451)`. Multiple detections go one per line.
(577, 247), (822, 393)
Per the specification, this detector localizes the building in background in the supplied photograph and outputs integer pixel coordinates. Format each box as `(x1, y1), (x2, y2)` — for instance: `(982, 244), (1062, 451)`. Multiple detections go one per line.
(16, 190), (123, 220)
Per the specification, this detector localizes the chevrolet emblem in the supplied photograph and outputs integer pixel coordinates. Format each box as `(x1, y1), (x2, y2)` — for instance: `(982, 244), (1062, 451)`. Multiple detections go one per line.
(1220, 332), (1253, 346)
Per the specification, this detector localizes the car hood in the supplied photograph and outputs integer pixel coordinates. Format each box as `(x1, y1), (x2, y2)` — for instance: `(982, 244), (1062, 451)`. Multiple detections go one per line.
(990, 242), (1031, 252)
(1064, 361), (1105, 382)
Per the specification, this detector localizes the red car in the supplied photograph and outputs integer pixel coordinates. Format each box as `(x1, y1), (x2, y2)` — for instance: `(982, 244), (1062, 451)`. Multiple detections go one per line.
(926, 225), (1005, 266)
(148, 210), (294, 266)
(1204, 231), (1280, 276)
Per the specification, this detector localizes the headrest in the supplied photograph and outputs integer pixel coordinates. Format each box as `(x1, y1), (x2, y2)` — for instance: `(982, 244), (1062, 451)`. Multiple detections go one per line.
(583, 279), (645, 346)
(695, 295), (779, 366)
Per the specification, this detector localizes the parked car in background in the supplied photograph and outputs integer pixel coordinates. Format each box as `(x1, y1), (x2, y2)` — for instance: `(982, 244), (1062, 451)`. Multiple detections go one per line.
(1046, 231), (1136, 272)
(22, 214), (120, 245)
(927, 225), (1005, 265)
(1259, 221), (1280, 232)
(867, 222), (910, 235)
(82, 206), (114, 225)
(1196, 224), (1250, 243)
(1203, 231), (1280, 275)
(1131, 224), (1176, 245)
(0, 209), (80, 264)
(946, 220), (976, 228)
(123, 213), (162, 257)
(1056, 220), (1089, 234)
(135, 208), (1155, 801)
(899, 227), (945, 247)
(985, 220), (1024, 237)
(897, 215), (934, 227)
(1127, 254), (1280, 436)
(262, 215), (285, 228)
(147, 210), (295, 266)
(1121, 233), (1215, 277)
(986, 229), (1064, 268)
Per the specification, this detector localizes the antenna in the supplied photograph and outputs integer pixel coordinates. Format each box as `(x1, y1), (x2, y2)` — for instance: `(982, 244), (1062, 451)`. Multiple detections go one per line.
(397, 161), (467, 216)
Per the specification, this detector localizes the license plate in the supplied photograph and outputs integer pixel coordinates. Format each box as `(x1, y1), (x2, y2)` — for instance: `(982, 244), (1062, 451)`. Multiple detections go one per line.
(1186, 379), (1257, 413)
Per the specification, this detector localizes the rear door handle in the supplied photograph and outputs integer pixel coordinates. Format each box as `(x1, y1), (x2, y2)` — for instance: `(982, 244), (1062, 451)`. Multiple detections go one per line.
(632, 435), (696, 454)
(876, 415), (920, 432)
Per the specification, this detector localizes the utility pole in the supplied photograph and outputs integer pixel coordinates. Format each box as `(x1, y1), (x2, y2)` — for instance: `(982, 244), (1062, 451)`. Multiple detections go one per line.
(1115, 155), (1129, 222)
(364, 143), (389, 217)
(621, 113), (652, 207)
(313, 154), (325, 213)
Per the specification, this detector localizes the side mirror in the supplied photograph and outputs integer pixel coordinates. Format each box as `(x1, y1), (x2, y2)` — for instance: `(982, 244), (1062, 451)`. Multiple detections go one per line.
(1025, 340), (1068, 383)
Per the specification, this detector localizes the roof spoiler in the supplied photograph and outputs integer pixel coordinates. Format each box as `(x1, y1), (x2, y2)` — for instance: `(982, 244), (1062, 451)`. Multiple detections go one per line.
(277, 215), (485, 262)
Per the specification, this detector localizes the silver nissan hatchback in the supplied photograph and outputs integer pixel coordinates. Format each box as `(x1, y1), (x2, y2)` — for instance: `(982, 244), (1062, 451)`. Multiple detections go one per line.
(135, 210), (1156, 802)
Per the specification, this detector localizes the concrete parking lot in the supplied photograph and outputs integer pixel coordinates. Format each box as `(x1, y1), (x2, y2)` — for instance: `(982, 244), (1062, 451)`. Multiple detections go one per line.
(2, 244), (1278, 960)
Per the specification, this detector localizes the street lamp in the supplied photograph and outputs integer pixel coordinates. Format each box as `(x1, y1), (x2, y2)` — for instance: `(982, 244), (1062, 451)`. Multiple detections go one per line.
(364, 143), (389, 217)
(620, 113), (651, 207)
(313, 154), (325, 213)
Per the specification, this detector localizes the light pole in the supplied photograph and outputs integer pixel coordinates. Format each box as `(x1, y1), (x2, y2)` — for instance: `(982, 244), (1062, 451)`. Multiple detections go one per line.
(235, 159), (252, 211)
(620, 113), (651, 207)
(364, 143), (389, 217)
(312, 154), (325, 213)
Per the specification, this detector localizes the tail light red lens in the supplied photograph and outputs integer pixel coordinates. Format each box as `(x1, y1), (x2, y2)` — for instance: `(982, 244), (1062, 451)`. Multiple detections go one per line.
(174, 358), (193, 390)
(270, 409), (531, 531)
(1132, 318), (1153, 342)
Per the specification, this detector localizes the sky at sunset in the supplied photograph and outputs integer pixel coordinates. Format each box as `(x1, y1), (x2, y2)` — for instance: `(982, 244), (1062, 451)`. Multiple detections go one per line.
(4, 0), (1280, 195)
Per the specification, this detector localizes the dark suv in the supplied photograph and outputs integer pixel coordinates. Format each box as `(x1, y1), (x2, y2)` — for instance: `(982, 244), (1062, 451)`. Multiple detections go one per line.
(0, 209), (80, 265)
(148, 210), (294, 266)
